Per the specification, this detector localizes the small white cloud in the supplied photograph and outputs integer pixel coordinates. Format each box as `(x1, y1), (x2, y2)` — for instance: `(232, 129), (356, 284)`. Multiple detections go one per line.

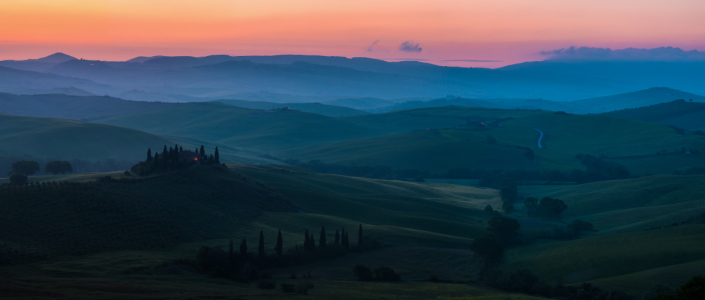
(366, 40), (389, 52)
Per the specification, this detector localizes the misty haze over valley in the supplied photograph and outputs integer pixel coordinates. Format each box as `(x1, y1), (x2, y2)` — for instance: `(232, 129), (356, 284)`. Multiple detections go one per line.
(2, 1), (705, 299)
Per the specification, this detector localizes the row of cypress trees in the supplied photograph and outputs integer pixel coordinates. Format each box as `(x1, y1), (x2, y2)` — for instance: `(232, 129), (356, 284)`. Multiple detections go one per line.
(233, 225), (365, 258)
(143, 144), (220, 174)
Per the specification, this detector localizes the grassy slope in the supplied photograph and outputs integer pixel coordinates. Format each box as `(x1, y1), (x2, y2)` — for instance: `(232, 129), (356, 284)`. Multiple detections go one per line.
(0, 165), (296, 260)
(0, 113), (174, 161)
(229, 163), (501, 246)
(517, 175), (705, 233)
(217, 99), (369, 116)
(500, 225), (705, 293)
(95, 102), (375, 151)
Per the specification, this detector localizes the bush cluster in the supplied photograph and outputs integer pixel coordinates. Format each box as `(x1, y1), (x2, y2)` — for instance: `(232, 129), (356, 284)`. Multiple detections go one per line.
(353, 264), (400, 282)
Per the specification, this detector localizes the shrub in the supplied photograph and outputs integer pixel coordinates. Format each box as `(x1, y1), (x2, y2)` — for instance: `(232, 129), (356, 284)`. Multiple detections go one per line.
(9, 174), (27, 185)
(374, 266), (401, 281)
(257, 280), (276, 289)
(470, 234), (504, 263)
(353, 264), (374, 281)
(280, 283), (296, 293)
(296, 282), (314, 294)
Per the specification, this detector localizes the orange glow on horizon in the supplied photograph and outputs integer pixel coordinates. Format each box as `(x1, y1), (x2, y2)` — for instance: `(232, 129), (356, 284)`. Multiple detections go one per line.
(1, 0), (704, 67)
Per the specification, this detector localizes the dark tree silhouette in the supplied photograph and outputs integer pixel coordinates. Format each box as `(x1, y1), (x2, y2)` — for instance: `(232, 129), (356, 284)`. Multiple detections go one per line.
(10, 160), (40, 176)
(9, 173), (27, 185)
(275, 229), (283, 256)
(258, 231), (265, 257)
(228, 239), (234, 264)
(335, 229), (340, 245)
(470, 234), (504, 263)
(215, 147), (220, 163)
(487, 215), (520, 243)
(240, 238), (247, 256)
(358, 224), (363, 246)
(200, 145), (206, 161)
(319, 226), (326, 249)
(147, 148), (152, 162)
(304, 230), (311, 252)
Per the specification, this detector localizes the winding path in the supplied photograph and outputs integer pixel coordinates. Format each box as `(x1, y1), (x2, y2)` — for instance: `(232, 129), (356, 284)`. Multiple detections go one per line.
(534, 128), (544, 149)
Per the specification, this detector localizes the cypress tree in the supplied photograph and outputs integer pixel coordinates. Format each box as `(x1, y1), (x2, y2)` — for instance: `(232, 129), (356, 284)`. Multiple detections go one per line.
(229, 239), (234, 264)
(200, 145), (205, 161)
(179, 146), (183, 152)
(240, 238), (247, 256)
(258, 231), (265, 257)
(209, 154), (214, 165)
(146, 148), (152, 162)
(319, 226), (326, 249)
(335, 229), (340, 245)
(154, 153), (160, 172)
(358, 224), (363, 246)
(215, 147), (220, 163)
(304, 230), (310, 252)
(342, 229), (349, 250)
(276, 229), (283, 256)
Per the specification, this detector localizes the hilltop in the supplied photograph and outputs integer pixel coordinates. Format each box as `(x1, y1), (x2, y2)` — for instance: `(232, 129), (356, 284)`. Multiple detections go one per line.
(568, 87), (705, 113)
(217, 99), (368, 117)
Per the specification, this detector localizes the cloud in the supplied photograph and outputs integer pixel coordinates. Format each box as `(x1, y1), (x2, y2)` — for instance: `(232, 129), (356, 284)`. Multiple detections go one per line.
(443, 59), (503, 63)
(540, 46), (705, 61)
(398, 41), (422, 53)
(366, 40), (388, 52)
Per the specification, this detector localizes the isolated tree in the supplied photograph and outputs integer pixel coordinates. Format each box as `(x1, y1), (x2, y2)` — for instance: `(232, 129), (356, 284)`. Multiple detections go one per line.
(240, 238), (247, 256)
(341, 228), (349, 250)
(358, 224), (364, 246)
(215, 147), (220, 163)
(484, 205), (495, 216)
(353, 264), (374, 281)
(319, 226), (326, 249)
(487, 215), (520, 243)
(200, 145), (206, 161)
(228, 239), (234, 264)
(9, 173), (27, 185)
(275, 230), (283, 256)
(10, 160), (40, 176)
(335, 229), (340, 245)
(304, 230), (311, 252)
(536, 197), (568, 219)
(524, 197), (538, 217)
(469, 234), (504, 263)
(258, 231), (265, 257)
(147, 148), (152, 162)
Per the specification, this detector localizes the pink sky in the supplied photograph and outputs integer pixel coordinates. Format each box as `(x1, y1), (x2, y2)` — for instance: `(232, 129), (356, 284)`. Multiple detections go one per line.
(1, 0), (704, 68)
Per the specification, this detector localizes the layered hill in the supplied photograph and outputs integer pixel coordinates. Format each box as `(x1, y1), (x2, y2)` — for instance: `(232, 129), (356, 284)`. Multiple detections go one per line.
(0, 93), (179, 121)
(290, 106), (705, 172)
(0, 113), (174, 161)
(94, 102), (376, 151)
(607, 99), (705, 131)
(217, 99), (368, 117)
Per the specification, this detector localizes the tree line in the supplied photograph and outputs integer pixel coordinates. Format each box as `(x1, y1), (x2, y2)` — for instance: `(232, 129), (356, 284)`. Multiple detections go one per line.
(195, 224), (381, 281)
(6, 160), (74, 185)
(132, 144), (220, 176)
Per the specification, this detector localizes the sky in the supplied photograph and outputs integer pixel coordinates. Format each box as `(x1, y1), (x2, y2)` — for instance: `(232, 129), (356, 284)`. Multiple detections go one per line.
(1, 0), (704, 68)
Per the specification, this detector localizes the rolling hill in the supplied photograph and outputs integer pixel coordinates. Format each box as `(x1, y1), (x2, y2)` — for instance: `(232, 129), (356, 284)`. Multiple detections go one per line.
(0, 65), (119, 96)
(216, 99), (368, 117)
(288, 106), (705, 172)
(607, 99), (705, 131)
(94, 102), (376, 151)
(0, 93), (180, 121)
(0, 113), (175, 161)
(568, 87), (705, 113)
